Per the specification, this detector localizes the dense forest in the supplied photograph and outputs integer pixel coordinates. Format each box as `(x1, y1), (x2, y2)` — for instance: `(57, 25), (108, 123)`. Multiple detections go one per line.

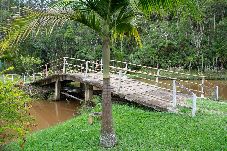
(0, 0), (227, 73)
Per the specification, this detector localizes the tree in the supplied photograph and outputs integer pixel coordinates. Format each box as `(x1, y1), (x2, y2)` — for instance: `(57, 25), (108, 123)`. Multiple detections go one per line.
(0, 0), (199, 148)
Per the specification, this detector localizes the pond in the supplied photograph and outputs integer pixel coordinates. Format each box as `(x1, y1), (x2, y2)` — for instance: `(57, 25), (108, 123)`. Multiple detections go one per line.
(30, 100), (80, 132)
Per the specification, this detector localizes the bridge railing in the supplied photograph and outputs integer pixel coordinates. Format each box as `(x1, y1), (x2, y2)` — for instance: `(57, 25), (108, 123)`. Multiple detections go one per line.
(107, 60), (219, 100)
(0, 74), (24, 83)
(24, 56), (219, 102)
(60, 57), (218, 100)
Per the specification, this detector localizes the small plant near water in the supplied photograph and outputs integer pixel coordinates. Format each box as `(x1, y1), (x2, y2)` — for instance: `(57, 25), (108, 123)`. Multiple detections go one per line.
(78, 95), (102, 115)
(22, 85), (54, 100)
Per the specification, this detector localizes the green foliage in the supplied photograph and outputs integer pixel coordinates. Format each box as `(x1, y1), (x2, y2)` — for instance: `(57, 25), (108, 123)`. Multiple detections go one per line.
(0, 81), (31, 145)
(2, 0), (226, 75)
(14, 55), (41, 73)
(79, 95), (102, 115)
(91, 96), (102, 113)
(2, 100), (226, 150)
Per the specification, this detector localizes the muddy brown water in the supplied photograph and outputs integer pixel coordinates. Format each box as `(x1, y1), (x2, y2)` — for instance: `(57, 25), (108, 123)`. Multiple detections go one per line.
(141, 79), (227, 100)
(178, 80), (227, 100)
(186, 80), (227, 100)
(214, 81), (227, 100)
(29, 100), (80, 132)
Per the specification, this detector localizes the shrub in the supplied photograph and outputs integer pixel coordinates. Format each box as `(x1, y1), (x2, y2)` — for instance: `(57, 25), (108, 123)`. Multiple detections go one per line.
(0, 81), (32, 146)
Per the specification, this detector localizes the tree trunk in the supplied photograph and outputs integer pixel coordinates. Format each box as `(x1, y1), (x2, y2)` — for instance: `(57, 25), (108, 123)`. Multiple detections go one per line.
(100, 36), (116, 148)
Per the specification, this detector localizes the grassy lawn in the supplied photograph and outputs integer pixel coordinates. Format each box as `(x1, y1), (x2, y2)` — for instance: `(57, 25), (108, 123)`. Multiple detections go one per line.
(2, 99), (227, 151)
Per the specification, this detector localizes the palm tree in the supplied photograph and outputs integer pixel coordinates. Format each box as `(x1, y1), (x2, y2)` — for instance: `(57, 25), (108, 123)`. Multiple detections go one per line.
(0, 0), (199, 148)
(58, 1), (143, 147)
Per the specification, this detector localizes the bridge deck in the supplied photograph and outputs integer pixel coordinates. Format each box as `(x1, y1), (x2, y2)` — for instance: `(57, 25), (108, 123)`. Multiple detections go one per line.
(33, 72), (190, 112)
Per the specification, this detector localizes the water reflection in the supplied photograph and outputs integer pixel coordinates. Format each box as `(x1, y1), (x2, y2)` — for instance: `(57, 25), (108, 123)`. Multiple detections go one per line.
(30, 100), (80, 132)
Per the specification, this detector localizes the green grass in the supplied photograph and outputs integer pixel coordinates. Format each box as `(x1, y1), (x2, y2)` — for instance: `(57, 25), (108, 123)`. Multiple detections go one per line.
(187, 99), (227, 115)
(2, 100), (227, 151)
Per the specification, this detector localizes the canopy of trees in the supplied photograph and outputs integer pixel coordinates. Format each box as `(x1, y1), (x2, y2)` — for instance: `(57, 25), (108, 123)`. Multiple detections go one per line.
(0, 0), (226, 73)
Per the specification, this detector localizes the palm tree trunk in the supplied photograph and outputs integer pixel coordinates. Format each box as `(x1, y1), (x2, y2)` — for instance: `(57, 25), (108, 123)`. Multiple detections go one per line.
(100, 36), (116, 148)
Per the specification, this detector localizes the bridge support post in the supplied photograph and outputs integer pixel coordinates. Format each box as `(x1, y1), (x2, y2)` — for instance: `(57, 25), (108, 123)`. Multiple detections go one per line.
(54, 80), (61, 101)
(85, 84), (93, 103)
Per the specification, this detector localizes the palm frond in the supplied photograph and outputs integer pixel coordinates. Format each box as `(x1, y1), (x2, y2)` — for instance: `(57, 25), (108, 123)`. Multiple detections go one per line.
(0, 8), (70, 52)
(113, 22), (142, 47)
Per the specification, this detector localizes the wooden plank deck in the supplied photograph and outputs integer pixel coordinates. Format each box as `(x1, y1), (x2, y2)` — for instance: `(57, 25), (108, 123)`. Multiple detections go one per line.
(33, 72), (190, 112)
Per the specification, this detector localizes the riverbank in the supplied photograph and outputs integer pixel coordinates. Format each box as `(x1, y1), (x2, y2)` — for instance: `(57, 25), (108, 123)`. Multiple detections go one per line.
(2, 99), (227, 150)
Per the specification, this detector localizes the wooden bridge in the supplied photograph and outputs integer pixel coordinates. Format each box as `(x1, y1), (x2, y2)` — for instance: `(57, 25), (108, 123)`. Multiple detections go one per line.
(32, 72), (189, 112)
(1, 57), (220, 115)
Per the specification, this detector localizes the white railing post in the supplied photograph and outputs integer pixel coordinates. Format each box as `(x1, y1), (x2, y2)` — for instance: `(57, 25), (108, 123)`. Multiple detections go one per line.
(118, 70), (123, 92)
(92, 61), (95, 73)
(156, 69), (160, 83)
(80, 64), (83, 73)
(124, 63), (128, 74)
(85, 61), (89, 78)
(201, 76), (205, 98)
(45, 64), (48, 77)
(100, 59), (103, 73)
(63, 57), (67, 74)
(29, 85), (32, 95)
(215, 86), (219, 101)
(172, 78), (177, 110)
(11, 74), (14, 82)
(32, 73), (35, 82)
(192, 93), (197, 117)
(94, 60), (98, 72)
(23, 74), (26, 83)
(2, 74), (5, 83)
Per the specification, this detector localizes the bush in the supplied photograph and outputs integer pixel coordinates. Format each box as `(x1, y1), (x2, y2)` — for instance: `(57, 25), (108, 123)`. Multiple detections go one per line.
(0, 81), (32, 146)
